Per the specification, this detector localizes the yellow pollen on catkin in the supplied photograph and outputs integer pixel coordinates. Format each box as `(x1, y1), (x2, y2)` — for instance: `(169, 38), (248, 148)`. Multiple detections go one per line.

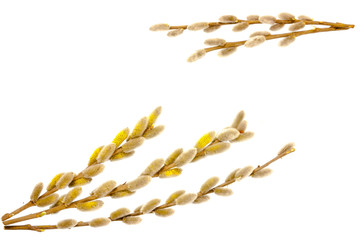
(69, 177), (92, 187)
(110, 151), (135, 161)
(88, 146), (103, 166)
(76, 200), (104, 211)
(194, 131), (216, 151)
(112, 128), (130, 147)
(46, 173), (64, 191)
(159, 168), (182, 178)
(130, 117), (148, 139)
(147, 106), (162, 128)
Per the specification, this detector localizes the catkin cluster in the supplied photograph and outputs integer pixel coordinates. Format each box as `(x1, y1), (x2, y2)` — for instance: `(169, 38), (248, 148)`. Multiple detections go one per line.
(150, 12), (354, 62)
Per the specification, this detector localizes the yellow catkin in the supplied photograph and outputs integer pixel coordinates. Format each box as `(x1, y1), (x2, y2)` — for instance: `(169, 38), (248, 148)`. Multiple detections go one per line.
(91, 180), (117, 198)
(216, 128), (240, 142)
(165, 148), (183, 165)
(204, 142), (231, 155)
(166, 190), (186, 204)
(122, 216), (142, 225)
(127, 175), (152, 191)
(173, 148), (197, 167)
(225, 168), (241, 182)
(69, 177), (92, 187)
(89, 217), (111, 228)
(36, 193), (59, 207)
(147, 106), (162, 128)
(56, 172), (75, 189)
(30, 182), (43, 202)
(130, 117), (149, 139)
(63, 187), (82, 206)
(121, 137), (145, 153)
(235, 166), (254, 180)
(110, 208), (131, 220)
(193, 195), (210, 204)
(154, 208), (175, 217)
(110, 151), (135, 161)
(214, 187), (233, 196)
(110, 190), (135, 199)
(175, 193), (198, 205)
(81, 164), (105, 178)
(88, 146), (103, 166)
(231, 131), (254, 142)
(159, 168), (182, 178)
(230, 110), (245, 129)
(96, 143), (116, 163)
(57, 219), (78, 229)
(200, 177), (220, 194)
(278, 142), (295, 156)
(46, 173), (64, 191)
(141, 158), (165, 176)
(194, 131), (216, 151)
(76, 200), (104, 211)
(112, 128), (130, 148)
(143, 125), (165, 139)
(252, 168), (273, 178)
(141, 199), (161, 213)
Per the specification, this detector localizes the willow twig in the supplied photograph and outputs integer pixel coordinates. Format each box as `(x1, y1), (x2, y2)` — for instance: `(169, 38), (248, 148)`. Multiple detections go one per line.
(4, 143), (295, 231)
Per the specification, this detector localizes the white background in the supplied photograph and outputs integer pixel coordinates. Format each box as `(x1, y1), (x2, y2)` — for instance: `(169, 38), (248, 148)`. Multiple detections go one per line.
(0, 0), (360, 239)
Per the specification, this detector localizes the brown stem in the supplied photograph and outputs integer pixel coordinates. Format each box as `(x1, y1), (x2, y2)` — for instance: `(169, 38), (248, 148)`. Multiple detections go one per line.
(5, 146), (295, 231)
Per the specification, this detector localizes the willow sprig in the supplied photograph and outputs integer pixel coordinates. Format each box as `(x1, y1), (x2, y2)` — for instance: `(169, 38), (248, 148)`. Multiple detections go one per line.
(2, 110), (253, 226)
(149, 13), (355, 62)
(1, 106), (164, 223)
(4, 142), (295, 231)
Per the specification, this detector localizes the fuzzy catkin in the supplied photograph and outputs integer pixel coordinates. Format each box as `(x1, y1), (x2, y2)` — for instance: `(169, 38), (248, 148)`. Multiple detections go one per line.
(110, 208), (131, 220)
(231, 110), (245, 129)
(141, 199), (161, 213)
(219, 15), (238, 23)
(154, 208), (175, 217)
(247, 15), (259, 20)
(96, 143), (116, 163)
(214, 187), (233, 196)
(225, 168), (241, 181)
(203, 25), (221, 33)
(121, 137), (145, 152)
(130, 117), (148, 139)
(193, 195), (210, 204)
(141, 158), (165, 176)
(63, 187), (82, 206)
(218, 47), (237, 57)
(187, 22), (209, 31)
(56, 172), (75, 189)
(237, 120), (247, 132)
(244, 35), (266, 48)
(69, 177), (92, 187)
(298, 15), (312, 21)
(110, 151), (135, 161)
(110, 190), (135, 199)
(249, 31), (271, 37)
(127, 175), (152, 191)
(270, 23), (285, 31)
(173, 148), (197, 167)
(232, 22), (249, 32)
(112, 128), (129, 147)
(30, 182), (43, 202)
(175, 193), (198, 205)
(194, 132), (216, 151)
(289, 21), (306, 31)
(278, 12), (295, 20)
(149, 23), (170, 31)
(89, 217), (111, 228)
(81, 164), (105, 178)
(216, 128), (240, 142)
(278, 142), (295, 156)
(187, 49), (206, 62)
(165, 148), (183, 165)
(76, 200), (103, 211)
(166, 190), (186, 204)
(204, 142), (231, 155)
(143, 125), (165, 139)
(235, 166), (254, 179)
(252, 168), (273, 178)
(200, 177), (219, 194)
(148, 107), (162, 128)
(91, 180), (117, 198)
(279, 36), (296, 47)
(159, 168), (182, 178)
(231, 131), (254, 142)
(46, 173), (64, 191)
(259, 15), (276, 24)
(204, 38), (226, 46)
(122, 216), (142, 225)
(57, 219), (78, 229)
(36, 193), (59, 207)
(167, 28), (184, 37)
